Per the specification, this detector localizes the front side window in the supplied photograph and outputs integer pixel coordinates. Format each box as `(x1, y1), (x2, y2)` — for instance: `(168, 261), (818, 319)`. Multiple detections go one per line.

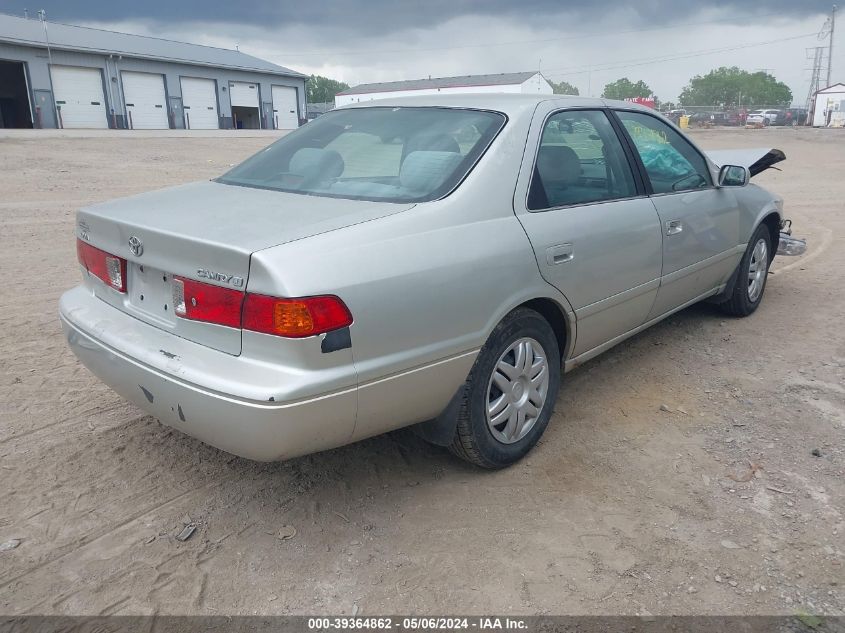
(218, 107), (505, 203)
(615, 110), (712, 194)
(527, 110), (637, 210)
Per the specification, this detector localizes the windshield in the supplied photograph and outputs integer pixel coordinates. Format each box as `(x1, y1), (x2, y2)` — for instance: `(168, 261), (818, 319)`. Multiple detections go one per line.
(218, 106), (506, 203)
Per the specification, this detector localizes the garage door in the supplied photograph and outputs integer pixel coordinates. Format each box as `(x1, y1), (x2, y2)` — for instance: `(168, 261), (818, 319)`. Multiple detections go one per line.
(272, 85), (299, 129)
(229, 81), (259, 108)
(180, 77), (219, 129)
(50, 66), (107, 129)
(122, 71), (168, 129)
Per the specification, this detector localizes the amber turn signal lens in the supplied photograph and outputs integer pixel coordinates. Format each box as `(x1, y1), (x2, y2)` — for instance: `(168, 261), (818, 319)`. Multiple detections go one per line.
(273, 300), (314, 337)
(243, 294), (352, 338)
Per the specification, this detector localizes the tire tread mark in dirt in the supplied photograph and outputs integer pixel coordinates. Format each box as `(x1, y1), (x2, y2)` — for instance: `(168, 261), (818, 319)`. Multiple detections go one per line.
(0, 477), (227, 590)
(0, 411), (147, 446)
(98, 596), (132, 616)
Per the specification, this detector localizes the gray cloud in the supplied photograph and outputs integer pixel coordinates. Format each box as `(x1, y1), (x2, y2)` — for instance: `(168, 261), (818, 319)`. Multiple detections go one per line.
(27, 0), (835, 35)
(14, 1), (839, 103)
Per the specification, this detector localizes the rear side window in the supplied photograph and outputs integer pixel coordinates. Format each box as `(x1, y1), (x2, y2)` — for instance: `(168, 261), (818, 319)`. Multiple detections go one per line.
(527, 110), (637, 210)
(615, 110), (712, 194)
(218, 107), (505, 203)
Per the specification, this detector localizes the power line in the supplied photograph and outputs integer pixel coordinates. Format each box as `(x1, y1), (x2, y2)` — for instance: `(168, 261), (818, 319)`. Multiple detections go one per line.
(539, 32), (817, 78)
(274, 11), (803, 58)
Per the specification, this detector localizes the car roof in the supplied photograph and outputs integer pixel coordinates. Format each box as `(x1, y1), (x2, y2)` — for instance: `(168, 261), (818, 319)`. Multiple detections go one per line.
(337, 92), (655, 117)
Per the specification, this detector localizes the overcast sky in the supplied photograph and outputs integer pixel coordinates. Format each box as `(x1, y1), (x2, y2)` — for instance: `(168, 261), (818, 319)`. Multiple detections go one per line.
(12, 1), (843, 103)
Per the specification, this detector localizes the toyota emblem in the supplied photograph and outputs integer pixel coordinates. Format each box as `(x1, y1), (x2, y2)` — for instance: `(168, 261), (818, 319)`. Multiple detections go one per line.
(128, 236), (144, 257)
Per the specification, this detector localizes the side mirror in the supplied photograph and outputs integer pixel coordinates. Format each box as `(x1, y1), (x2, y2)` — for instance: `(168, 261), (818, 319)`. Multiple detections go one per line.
(718, 164), (749, 187)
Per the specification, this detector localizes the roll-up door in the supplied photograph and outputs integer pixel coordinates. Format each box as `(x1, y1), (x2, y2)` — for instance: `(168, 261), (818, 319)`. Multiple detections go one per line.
(271, 85), (299, 129)
(50, 65), (108, 129)
(229, 81), (259, 108)
(122, 71), (168, 129)
(180, 77), (219, 129)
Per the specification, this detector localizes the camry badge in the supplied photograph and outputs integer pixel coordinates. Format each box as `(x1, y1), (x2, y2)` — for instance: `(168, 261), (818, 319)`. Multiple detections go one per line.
(128, 236), (144, 257)
(197, 268), (244, 287)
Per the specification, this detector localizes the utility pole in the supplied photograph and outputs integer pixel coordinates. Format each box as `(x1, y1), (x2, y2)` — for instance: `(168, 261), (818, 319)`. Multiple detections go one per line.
(38, 9), (52, 67)
(806, 47), (824, 114)
(827, 5), (837, 88)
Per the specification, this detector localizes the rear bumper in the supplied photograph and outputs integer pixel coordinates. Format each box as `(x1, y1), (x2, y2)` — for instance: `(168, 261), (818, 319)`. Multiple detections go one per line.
(60, 286), (357, 461)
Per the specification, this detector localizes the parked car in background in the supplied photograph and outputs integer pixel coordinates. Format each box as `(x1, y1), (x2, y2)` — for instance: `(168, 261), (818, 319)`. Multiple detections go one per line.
(666, 108), (687, 124)
(690, 111), (742, 127)
(60, 94), (803, 469)
(774, 108), (808, 126)
(746, 109), (781, 126)
(689, 112), (719, 126)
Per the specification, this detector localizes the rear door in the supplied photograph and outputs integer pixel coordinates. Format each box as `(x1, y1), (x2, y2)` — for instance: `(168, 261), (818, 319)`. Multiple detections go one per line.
(51, 66), (108, 129)
(514, 107), (663, 357)
(613, 109), (741, 320)
(272, 85), (299, 129)
(121, 71), (169, 129)
(180, 77), (219, 129)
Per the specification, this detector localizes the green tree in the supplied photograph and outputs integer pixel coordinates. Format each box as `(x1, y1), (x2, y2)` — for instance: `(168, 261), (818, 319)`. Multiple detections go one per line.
(678, 66), (792, 107)
(307, 75), (349, 103)
(601, 77), (652, 100)
(549, 80), (579, 95)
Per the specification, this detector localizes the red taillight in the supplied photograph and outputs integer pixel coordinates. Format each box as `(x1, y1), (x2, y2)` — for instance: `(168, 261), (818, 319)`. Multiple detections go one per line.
(172, 276), (244, 329)
(171, 277), (351, 338)
(243, 294), (353, 338)
(77, 239), (126, 293)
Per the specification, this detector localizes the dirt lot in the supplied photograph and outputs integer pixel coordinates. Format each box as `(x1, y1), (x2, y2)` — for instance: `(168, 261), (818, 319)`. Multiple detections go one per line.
(0, 127), (842, 617)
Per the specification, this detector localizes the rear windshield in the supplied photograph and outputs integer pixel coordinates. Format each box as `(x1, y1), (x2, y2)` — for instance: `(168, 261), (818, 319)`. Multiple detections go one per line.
(217, 107), (506, 203)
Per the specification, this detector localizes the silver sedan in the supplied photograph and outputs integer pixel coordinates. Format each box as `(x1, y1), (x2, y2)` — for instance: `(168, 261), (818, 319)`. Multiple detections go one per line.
(60, 94), (805, 468)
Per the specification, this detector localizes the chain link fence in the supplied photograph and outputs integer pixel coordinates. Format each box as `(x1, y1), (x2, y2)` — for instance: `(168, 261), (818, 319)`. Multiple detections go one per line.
(658, 104), (809, 127)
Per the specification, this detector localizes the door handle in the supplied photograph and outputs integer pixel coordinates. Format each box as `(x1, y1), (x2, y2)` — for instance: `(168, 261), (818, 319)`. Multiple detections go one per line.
(546, 244), (574, 265)
(665, 220), (683, 236)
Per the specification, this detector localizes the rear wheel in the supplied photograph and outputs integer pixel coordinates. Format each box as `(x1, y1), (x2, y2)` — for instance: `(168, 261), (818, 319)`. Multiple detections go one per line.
(450, 308), (560, 469)
(720, 224), (772, 317)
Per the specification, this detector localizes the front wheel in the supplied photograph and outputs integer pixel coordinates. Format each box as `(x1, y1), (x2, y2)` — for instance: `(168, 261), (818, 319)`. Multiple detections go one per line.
(449, 308), (560, 469)
(720, 224), (772, 317)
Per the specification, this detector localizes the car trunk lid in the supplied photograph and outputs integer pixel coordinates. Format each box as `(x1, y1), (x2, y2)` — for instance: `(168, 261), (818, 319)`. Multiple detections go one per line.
(76, 180), (413, 354)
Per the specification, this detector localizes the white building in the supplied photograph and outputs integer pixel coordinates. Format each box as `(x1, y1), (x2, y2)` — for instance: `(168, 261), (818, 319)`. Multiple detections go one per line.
(335, 71), (553, 107)
(811, 83), (845, 127)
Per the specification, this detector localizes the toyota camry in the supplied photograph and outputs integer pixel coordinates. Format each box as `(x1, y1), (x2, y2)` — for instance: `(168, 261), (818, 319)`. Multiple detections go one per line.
(60, 94), (805, 468)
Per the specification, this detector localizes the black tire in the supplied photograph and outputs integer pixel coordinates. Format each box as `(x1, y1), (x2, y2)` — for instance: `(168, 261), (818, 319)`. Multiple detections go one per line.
(449, 308), (561, 469)
(720, 224), (772, 317)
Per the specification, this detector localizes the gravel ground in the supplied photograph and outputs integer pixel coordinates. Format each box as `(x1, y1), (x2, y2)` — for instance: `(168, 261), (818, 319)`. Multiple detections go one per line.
(0, 128), (842, 617)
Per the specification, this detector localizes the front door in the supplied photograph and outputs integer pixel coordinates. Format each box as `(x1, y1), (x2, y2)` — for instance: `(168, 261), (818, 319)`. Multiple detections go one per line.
(613, 110), (741, 319)
(514, 107), (663, 357)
